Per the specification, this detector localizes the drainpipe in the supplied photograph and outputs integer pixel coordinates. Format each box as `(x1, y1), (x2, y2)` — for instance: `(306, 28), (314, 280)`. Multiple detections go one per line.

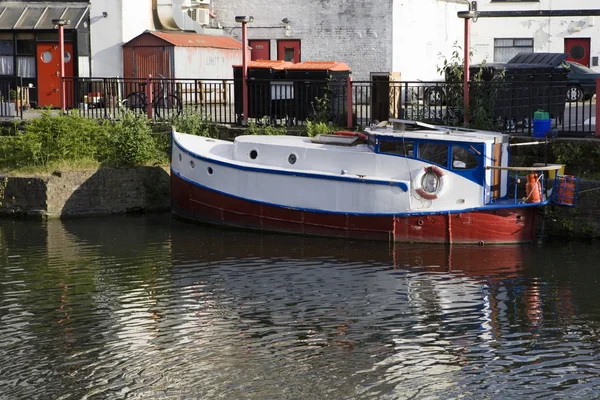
(236, 16), (253, 126)
(457, 1), (477, 126)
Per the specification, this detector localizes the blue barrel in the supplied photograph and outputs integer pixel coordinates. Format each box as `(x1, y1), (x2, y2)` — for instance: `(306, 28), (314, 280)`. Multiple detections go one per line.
(532, 118), (551, 138)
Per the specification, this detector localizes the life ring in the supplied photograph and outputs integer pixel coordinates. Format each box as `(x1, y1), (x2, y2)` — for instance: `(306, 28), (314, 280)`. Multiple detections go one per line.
(412, 165), (448, 200)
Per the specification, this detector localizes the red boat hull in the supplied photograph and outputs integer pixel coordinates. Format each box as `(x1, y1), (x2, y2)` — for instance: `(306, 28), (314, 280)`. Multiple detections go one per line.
(171, 174), (537, 244)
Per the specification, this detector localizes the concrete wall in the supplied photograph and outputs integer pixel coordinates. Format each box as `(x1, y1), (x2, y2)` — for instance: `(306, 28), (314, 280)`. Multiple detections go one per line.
(0, 168), (170, 218)
(90, 0), (154, 77)
(471, 0), (600, 71)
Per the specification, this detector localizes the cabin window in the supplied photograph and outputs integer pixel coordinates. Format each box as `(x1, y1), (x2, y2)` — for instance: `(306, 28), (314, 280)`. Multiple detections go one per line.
(368, 135), (376, 148)
(379, 140), (414, 157)
(418, 143), (448, 167)
(451, 146), (479, 169)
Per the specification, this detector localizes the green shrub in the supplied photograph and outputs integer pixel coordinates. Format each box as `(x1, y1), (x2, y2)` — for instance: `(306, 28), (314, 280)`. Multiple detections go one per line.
(107, 111), (156, 166)
(0, 110), (110, 170)
(170, 112), (218, 138)
(247, 120), (287, 136)
(306, 121), (332, 137)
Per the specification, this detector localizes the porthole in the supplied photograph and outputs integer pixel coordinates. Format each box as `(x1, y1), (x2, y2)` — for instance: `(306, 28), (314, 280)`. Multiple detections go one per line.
(250, 150), (258, 159)
(190, 160), (195, 169)
(288, 154), (297, 164)
(178, 153), (182, 162)
(64, 51), (71, 63)
(207, 167), (213, 175)
(41, 51), (52, 63)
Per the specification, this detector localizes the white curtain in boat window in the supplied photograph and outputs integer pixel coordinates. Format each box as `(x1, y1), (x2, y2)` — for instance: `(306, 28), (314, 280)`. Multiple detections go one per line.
(17, 57), (35, 78)
(0, 56), (14, 75)
(494, 38), (534, 63)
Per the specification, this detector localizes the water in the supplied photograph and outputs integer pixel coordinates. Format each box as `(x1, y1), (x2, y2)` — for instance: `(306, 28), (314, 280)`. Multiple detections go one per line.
(1, 214), (600, 399)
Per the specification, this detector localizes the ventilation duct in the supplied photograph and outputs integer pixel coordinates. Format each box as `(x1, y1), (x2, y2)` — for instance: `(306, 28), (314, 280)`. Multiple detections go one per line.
(155, 0), (222, 35)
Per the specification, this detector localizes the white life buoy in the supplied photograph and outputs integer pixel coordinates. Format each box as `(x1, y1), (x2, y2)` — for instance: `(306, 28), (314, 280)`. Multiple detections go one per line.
(412, 165), (448, 200)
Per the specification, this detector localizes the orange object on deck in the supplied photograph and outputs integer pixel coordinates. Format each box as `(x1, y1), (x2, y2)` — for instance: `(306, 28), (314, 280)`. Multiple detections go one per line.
(555, 175), (576, 205)
(526, 173), (542, 203)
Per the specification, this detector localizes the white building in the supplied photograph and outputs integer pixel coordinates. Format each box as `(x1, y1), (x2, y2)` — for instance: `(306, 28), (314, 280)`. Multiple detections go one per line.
(470, 0), (600, 71)
(209, 0), (465, 82)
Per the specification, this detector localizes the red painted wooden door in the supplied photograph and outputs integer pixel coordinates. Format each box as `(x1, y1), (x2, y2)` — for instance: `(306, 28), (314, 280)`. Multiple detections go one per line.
(277, 40), (300, 63)
(565, 38), (591, 67)
(249, 40), (270, 61)
(37, 43), (74, 108)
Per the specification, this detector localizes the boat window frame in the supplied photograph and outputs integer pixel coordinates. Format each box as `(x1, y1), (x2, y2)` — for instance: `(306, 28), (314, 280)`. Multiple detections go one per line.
(450, 144), (480, 170)
(373, 136), (487, 184)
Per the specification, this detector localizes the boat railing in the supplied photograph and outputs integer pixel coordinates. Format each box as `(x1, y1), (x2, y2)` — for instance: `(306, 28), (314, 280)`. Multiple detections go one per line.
(486, 164), (578, 206)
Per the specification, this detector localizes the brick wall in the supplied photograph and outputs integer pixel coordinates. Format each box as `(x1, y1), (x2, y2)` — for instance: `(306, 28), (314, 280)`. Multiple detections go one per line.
(212, 0), (394, 81)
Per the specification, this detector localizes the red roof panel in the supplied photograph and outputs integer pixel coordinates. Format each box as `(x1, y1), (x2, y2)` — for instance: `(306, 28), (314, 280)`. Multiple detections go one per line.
(287, 61), (351, 71)
(232, 60), (295, 70)
(148, 31), (243, 49)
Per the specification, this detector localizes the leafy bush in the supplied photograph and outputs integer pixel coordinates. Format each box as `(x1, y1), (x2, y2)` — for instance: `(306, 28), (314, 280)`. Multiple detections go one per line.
(0, 110), (167, 172)
(170, 112), (218, 138)
(106, 111), (156, 166)
(247, 120), (287, 136)
(437, 43), (505, 131)
(306, 121), (333, 137)
(0, 110), (109, 170)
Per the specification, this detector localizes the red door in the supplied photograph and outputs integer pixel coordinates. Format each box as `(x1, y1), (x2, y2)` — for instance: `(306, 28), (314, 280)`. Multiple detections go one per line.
(565, 38), (591, 67)
(249, 40), (270, 61)
(277, 40), (300, 63)
(37, 43), (74, 108)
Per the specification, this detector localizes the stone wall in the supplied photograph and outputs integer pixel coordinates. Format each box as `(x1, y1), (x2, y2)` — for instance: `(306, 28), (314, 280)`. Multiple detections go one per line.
(0, 167), (170, 218)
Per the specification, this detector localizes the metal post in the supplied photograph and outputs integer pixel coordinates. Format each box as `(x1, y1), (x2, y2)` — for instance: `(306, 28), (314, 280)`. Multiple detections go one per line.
(596, 77), (600, 136)
(236, 16), (253, 126)
(146, 74), (153, 119)
(52, 19), (70, 113)
(463, 17), (471, 126)
(241, 22), (249, 125)
(59, 24), (65, 113)
(346, 76), (353, 128)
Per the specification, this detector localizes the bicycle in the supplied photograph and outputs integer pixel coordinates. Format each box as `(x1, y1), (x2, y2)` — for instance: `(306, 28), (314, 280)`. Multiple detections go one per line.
(123, 75), (182, 118)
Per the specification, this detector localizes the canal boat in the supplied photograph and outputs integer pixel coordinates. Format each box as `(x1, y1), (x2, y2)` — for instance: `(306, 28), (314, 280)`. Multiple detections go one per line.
(170, 119), (579, 244)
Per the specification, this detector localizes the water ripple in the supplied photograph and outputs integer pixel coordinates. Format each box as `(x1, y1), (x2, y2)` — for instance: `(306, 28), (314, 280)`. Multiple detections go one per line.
(2, 217), (600, 398)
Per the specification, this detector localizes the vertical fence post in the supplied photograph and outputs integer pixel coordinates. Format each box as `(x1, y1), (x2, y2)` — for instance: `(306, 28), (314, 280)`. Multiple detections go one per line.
(146, 74), (153, 119)
(346, 76), (353, 129)
(596, 77), (600, 136)
(463, 17), (471, 126)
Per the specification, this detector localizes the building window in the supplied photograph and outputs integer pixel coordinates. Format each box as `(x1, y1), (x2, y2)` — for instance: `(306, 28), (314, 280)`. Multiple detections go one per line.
(0, 39), (13, 75)
(494, 38), (534, 63)
(17, 57), (35, 78)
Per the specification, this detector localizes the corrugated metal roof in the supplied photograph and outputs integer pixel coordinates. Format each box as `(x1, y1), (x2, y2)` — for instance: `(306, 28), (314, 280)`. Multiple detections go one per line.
(0, 3), (89, 30)
(287, 61), (351, 71)
(143, 31), (242, 50)
(233, 60), (295, 70)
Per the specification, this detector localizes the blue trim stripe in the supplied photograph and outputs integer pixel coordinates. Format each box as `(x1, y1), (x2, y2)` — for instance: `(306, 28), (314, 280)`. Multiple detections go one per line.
(171, 168), (548, 217)
(172, 135), (409, 191)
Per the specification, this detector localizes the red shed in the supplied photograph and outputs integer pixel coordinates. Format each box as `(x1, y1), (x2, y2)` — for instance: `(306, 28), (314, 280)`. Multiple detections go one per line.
(122, 30), (242, 79)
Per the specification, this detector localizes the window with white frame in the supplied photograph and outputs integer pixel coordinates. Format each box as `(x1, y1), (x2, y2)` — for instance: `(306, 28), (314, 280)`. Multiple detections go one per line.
(494, 38), (534, 63)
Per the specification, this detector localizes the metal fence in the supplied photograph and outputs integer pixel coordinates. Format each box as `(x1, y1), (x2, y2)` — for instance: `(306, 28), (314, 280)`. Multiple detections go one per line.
(0, 76), (26, 119)
(4, 75), (597, 136)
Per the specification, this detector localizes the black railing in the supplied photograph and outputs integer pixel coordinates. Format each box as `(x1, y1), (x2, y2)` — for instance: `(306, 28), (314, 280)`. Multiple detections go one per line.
(34, 76), (600, 136)
(0, 76), (26, 119)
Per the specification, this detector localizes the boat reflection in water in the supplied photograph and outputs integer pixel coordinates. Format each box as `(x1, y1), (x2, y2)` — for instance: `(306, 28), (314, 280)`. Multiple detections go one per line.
(2, 215), (584, 398)
(170, 223), (575, 397)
